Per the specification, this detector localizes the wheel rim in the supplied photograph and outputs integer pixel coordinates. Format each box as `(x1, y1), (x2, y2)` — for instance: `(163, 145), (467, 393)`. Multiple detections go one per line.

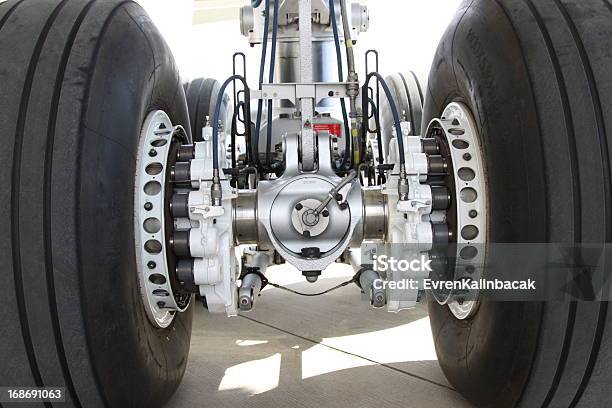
(426, 102), (489, 320)
(135, 110), (191, 328)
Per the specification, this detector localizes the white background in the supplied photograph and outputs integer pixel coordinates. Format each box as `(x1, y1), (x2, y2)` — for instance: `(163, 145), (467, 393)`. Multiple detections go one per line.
(136, 0), (462, 87)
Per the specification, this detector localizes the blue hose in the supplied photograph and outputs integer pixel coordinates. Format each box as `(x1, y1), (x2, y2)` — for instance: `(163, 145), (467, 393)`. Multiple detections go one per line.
(265, 0), (279, 168)
(254, 0), (271, 170)
(364, 72), (406, 166)
(329, 0), (351, 169)
(251, 0), (263, 7)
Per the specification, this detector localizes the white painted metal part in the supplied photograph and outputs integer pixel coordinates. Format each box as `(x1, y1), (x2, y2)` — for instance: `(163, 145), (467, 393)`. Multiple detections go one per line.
(431, 102), (489, 320)
(384, 121), (434, 312)
(135, 110), (191, 328)
(187, 126), (239, 316)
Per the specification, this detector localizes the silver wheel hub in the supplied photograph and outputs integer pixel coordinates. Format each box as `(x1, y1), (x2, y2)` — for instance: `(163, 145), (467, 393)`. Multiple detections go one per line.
(135, 110), (191, 328)
(426, 102), (488, 320)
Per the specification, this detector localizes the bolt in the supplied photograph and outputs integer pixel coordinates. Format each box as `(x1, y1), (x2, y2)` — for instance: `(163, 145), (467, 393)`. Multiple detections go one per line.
(373, 293), (385, 306)
(295, 203), (303, 211)
(465, 265), (475, 274)
(144, 202), (153, 211)
(149, 149), (157, 157)
(322, 210), (329, 218)
(339, 202), (349, 211)
(303, 231), (311, 238)
(463, 153), (472, 161)
(147, 261), (156, 269)
(469, 210), (478, 218)
(334, 193), (343, 202)
(157, 301), (166, 308)
(328, 90), (335, 97)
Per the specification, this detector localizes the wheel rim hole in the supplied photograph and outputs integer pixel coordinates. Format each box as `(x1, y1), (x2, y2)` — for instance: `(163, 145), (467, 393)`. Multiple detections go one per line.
(144, 181), (162, 195)
(461, 225), (479, 241)
(144, 239), (163, 254)
(460, 187), (478, 203)
(459, 246), (478, 260)
(452, 139), (469, 149)
(149, 274), (167, 285)
(143, 218), (161, 234)
(151, 139), (168, 147)
(458, 167), (476, 182)
(145, 163), (163, 175)
(153, 289), (170, 297)
(449, 128), (465, 136)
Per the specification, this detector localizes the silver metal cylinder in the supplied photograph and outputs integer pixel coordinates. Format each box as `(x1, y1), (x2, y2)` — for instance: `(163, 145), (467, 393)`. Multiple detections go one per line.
(362, 189), (387, 241)
(276, 39), (337, 109)
(233, 191), (258, 244)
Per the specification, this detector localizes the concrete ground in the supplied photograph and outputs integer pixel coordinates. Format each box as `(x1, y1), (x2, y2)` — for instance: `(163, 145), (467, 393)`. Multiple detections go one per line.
(167, 265), (474, 408)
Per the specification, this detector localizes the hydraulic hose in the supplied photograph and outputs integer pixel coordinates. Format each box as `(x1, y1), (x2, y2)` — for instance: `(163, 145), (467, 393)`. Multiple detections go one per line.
(213, 75), (249, 171)
(254, 0), (272, 172)
(251, 0), (263, 7)
(265, 0), (279, 169)
(339, 0), (363, 172)
(339, 0), (356, 78)
(364, 72), (406, 167)
(328, 0), (351, 170)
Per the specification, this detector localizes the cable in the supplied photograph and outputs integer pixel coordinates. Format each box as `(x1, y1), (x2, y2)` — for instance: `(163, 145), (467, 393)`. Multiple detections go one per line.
(253, 0), (271, 172)
(364, 72), (405, 166)
(265, 0), (279, 169)
(251, 0), (263, 7)
(329, 0), (351, 170)
(339, 0), (355, 71)
(367, 98), (385, 185)
(267, 275), (358, 297)
(231, 101), (246, 167)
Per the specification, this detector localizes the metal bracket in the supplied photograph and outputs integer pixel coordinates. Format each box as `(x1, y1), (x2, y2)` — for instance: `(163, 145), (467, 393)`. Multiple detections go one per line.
(250, 82), (350, 105)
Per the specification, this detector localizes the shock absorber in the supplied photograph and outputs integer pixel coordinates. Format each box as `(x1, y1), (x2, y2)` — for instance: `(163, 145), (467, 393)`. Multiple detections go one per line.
(238, 251), (271, 312)
(359, 268), (386, 308)
(238, 273), (263, 311)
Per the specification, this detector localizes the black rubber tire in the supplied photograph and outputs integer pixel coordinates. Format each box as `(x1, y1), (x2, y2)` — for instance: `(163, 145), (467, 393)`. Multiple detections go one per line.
(184, 77), (230, 142)
(384, 72), (423, 135)
(0, 1), (193, 407)
(380, 72), (423, 156)
(424, 1), (612, 407)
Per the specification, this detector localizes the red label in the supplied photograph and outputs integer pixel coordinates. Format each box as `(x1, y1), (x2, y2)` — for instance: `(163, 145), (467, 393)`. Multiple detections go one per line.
(313, 123), (342, 138)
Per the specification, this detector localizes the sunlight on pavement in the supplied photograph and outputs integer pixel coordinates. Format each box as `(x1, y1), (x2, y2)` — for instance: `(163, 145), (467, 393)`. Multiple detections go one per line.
(235, 339), (269, 347)
(218, 353), (281, 395)
(302, 317), (436, 379)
